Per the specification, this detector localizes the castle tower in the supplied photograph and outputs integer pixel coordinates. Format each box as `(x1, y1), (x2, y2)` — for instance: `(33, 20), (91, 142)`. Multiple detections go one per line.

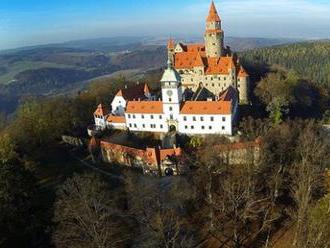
(167, 38), (175, 65)
(204, 1), (224, 57)
(161, 58), (182, 129)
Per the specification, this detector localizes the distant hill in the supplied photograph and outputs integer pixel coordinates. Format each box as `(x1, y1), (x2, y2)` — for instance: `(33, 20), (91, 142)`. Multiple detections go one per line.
(241, 40), (330, 87)
(0, 36), (313, 115)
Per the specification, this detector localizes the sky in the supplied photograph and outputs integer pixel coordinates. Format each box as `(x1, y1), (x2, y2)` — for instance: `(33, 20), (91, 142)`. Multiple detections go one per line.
(0, 0), (330, 50)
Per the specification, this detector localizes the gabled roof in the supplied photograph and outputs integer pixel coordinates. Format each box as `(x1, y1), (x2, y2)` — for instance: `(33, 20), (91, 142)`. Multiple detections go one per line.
(126, 101), (164, 114)
(207, 1), (221, 22)
(193, 53), (205, 67)
(94, 104), (109, 116)
(219, 86), (238, 101)
(180, 101), (231, 115)
(115, 83), (150, 100)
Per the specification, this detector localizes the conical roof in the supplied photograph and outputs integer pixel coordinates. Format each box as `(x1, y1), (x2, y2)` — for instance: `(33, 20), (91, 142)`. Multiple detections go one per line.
(207, 1), (221, 22)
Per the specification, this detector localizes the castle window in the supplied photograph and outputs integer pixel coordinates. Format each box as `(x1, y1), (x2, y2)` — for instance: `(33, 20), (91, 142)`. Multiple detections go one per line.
(210, 117), (214, 121)
(170, 114), (173, 120)
(128, 114), (131, 118)
(222, 117), (226, 122)
(133, 115), (136, 119)
(151, 115), (154, 119)
(129, 124), (132, 127)
(191, 125), (194, 129)
(142, 115), (144, 119)
(200, 117), (204, 121)
(209, 126), (212, 130)
(169, 98), (172, 102)
(184, 116), (187, 121)
(202, 126), (205, 130)
(143, 124), (145, 128)
(185, 125), (188, 129)
(193, 117), (196, 121)
(211, 77), (213, 81)
(224, 77), (227, 80)
(212, 43), (215, 45)
(169, 107), (173, 111)
(160, 124), (163, 128)
(212, 84), (214, 87)
(222, 126), (225, 130)
(238, 84), (240, 88)
(238, 78), (241, 82)
(134, 124), (137, 128)
(159, 115), (162, 119)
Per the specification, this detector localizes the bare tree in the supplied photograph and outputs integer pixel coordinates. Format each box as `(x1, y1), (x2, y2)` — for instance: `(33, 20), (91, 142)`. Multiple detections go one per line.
(53, 173), (130, 248)
(124, 173), (196, 248)
(291, 124), (329, 248)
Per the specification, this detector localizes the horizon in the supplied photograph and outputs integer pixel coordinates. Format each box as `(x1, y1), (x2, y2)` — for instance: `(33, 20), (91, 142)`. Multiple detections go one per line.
(1, 0), (330, 50)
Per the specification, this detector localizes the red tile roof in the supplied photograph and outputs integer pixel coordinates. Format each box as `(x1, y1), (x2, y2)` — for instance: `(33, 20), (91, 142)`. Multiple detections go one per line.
(107, 115), (126, 123)
(126, 101), (163, 114)
(167, 38), (175, 49)
(174, 52), (236, 75)
(100, 141), (183, 166)
(238, 66), (248, 77)
(159, 148), (182, 161)
(115, 83), (150, 100)
(207, 1), (221, 22)
(94, 104), (109, 116)
(180, 100), (231, 115)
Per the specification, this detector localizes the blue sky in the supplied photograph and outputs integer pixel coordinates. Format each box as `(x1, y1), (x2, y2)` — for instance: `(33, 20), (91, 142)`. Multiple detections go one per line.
(0, 0), (330, 50)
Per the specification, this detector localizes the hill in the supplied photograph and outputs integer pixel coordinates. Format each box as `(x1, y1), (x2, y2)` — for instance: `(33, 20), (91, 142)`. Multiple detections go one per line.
(241, 40), (330, 87)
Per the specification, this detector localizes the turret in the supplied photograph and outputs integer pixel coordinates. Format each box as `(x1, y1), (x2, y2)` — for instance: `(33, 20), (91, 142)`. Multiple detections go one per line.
(167, 38), (175, 65)
(204, 1), (224, 57)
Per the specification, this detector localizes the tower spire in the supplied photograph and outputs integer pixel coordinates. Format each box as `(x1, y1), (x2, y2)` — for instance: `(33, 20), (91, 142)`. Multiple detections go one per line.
(207, 1), (221, 22)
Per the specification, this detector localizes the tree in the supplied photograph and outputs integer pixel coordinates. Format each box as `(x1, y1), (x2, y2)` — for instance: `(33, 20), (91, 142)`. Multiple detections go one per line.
(255, 71), (298, 124)
(124, 173), (196, 247)
(53, 173), (130, 248)
(306, 193), (330, 248)
(0, 160), (38, 247)
(290, 123), (329, 248)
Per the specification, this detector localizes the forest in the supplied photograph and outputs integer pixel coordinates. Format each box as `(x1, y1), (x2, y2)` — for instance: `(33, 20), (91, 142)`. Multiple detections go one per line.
(0, 40), (330, 247)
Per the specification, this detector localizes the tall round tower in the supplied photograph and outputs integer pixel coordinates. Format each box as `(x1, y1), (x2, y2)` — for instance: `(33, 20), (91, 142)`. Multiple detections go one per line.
(204, 1), (224, 58)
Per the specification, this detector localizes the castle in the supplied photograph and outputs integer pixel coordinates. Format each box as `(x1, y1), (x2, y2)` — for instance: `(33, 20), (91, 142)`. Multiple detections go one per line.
(91, 1), (248, 137)
(168, 1), (249, 103)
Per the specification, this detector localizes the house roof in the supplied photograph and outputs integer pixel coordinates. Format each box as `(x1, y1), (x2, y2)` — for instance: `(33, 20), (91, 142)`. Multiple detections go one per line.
(94, 104), (109, 116)
(115, 83), (150, 100)
(126, 101), (164, 114)
(100, 141), (182, 166)
(180, 100), (231, 115)
(238, 66), (248, 77)
(219, 86), (238, 102)
(207, 1), (221, 22)
(167, 38), (175, 49)
(159, 148), (182, 161)
(107, 115), (126, 123)
(174, 53), (238, 75)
